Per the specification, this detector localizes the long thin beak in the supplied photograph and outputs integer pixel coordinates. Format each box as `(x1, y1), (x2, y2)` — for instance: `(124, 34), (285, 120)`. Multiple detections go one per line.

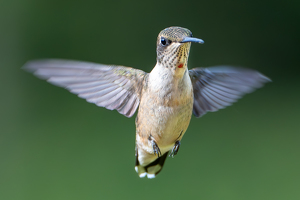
(181, 37), (204, 44)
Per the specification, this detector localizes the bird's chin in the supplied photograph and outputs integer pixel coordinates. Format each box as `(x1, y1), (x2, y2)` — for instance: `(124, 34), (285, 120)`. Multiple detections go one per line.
(177, 63), (184, 68)
(174, 62), (188, 78)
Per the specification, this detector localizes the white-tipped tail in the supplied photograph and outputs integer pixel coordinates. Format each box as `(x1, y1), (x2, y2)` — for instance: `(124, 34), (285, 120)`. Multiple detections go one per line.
(135, 149), (169, 179)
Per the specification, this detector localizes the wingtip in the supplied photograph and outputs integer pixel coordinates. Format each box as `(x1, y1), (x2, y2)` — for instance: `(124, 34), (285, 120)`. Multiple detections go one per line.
(21, 60), (34, 72)
(261, 74), (272, 83)
(21, 59), (50, 73)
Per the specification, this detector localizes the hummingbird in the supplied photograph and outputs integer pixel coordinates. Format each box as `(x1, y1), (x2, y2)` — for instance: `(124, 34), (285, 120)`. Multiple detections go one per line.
(23, 26), (270, 179)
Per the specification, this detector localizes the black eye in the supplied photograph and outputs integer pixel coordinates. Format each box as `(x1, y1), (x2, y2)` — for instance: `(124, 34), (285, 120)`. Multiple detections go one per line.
(160, 37), (172, 46)
(161, 37), (167, 46)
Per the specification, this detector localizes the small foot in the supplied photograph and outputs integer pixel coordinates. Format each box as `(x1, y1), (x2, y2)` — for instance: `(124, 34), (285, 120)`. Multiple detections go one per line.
(169, 141), (180, 158)
(149, 135), (161, 157)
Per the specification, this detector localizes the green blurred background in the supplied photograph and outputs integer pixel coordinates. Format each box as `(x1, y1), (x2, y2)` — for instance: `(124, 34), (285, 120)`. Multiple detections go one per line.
(1, 0), (299, 199)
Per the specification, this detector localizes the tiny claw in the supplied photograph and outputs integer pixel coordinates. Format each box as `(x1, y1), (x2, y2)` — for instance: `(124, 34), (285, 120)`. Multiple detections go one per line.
(152, 142), (161, 158)
(149, 135), (161, 158)
(169, 141), (181, 158)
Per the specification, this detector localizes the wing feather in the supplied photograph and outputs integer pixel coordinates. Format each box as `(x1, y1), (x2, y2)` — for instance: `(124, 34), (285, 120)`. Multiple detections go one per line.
(23, 59), (147, 117)
(189, 66), (271, 117)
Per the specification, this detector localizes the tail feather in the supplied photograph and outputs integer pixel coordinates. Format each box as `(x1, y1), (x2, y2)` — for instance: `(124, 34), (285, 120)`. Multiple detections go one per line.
(135, 150), (168, 179)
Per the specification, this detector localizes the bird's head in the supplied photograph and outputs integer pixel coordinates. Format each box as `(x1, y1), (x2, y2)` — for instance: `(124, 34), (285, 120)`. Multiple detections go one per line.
(156, 27), (204, 70)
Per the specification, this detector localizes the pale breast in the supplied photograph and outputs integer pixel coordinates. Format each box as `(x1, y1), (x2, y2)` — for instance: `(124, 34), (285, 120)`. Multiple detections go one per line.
(136, 69), (193, 154)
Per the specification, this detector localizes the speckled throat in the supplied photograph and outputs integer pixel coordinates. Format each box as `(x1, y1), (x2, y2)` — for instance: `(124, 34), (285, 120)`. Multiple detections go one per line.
(157, 43), (191, 69)
(156, 27), (193, 68)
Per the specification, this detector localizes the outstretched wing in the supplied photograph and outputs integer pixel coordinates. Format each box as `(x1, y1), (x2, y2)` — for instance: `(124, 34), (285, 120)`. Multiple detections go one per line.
(189, 66), (271, 117)
(23, 59), (148, 117)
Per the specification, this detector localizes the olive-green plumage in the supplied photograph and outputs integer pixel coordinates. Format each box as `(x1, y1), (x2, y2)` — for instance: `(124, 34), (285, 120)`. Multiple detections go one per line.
(23, 26), (270, 179)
